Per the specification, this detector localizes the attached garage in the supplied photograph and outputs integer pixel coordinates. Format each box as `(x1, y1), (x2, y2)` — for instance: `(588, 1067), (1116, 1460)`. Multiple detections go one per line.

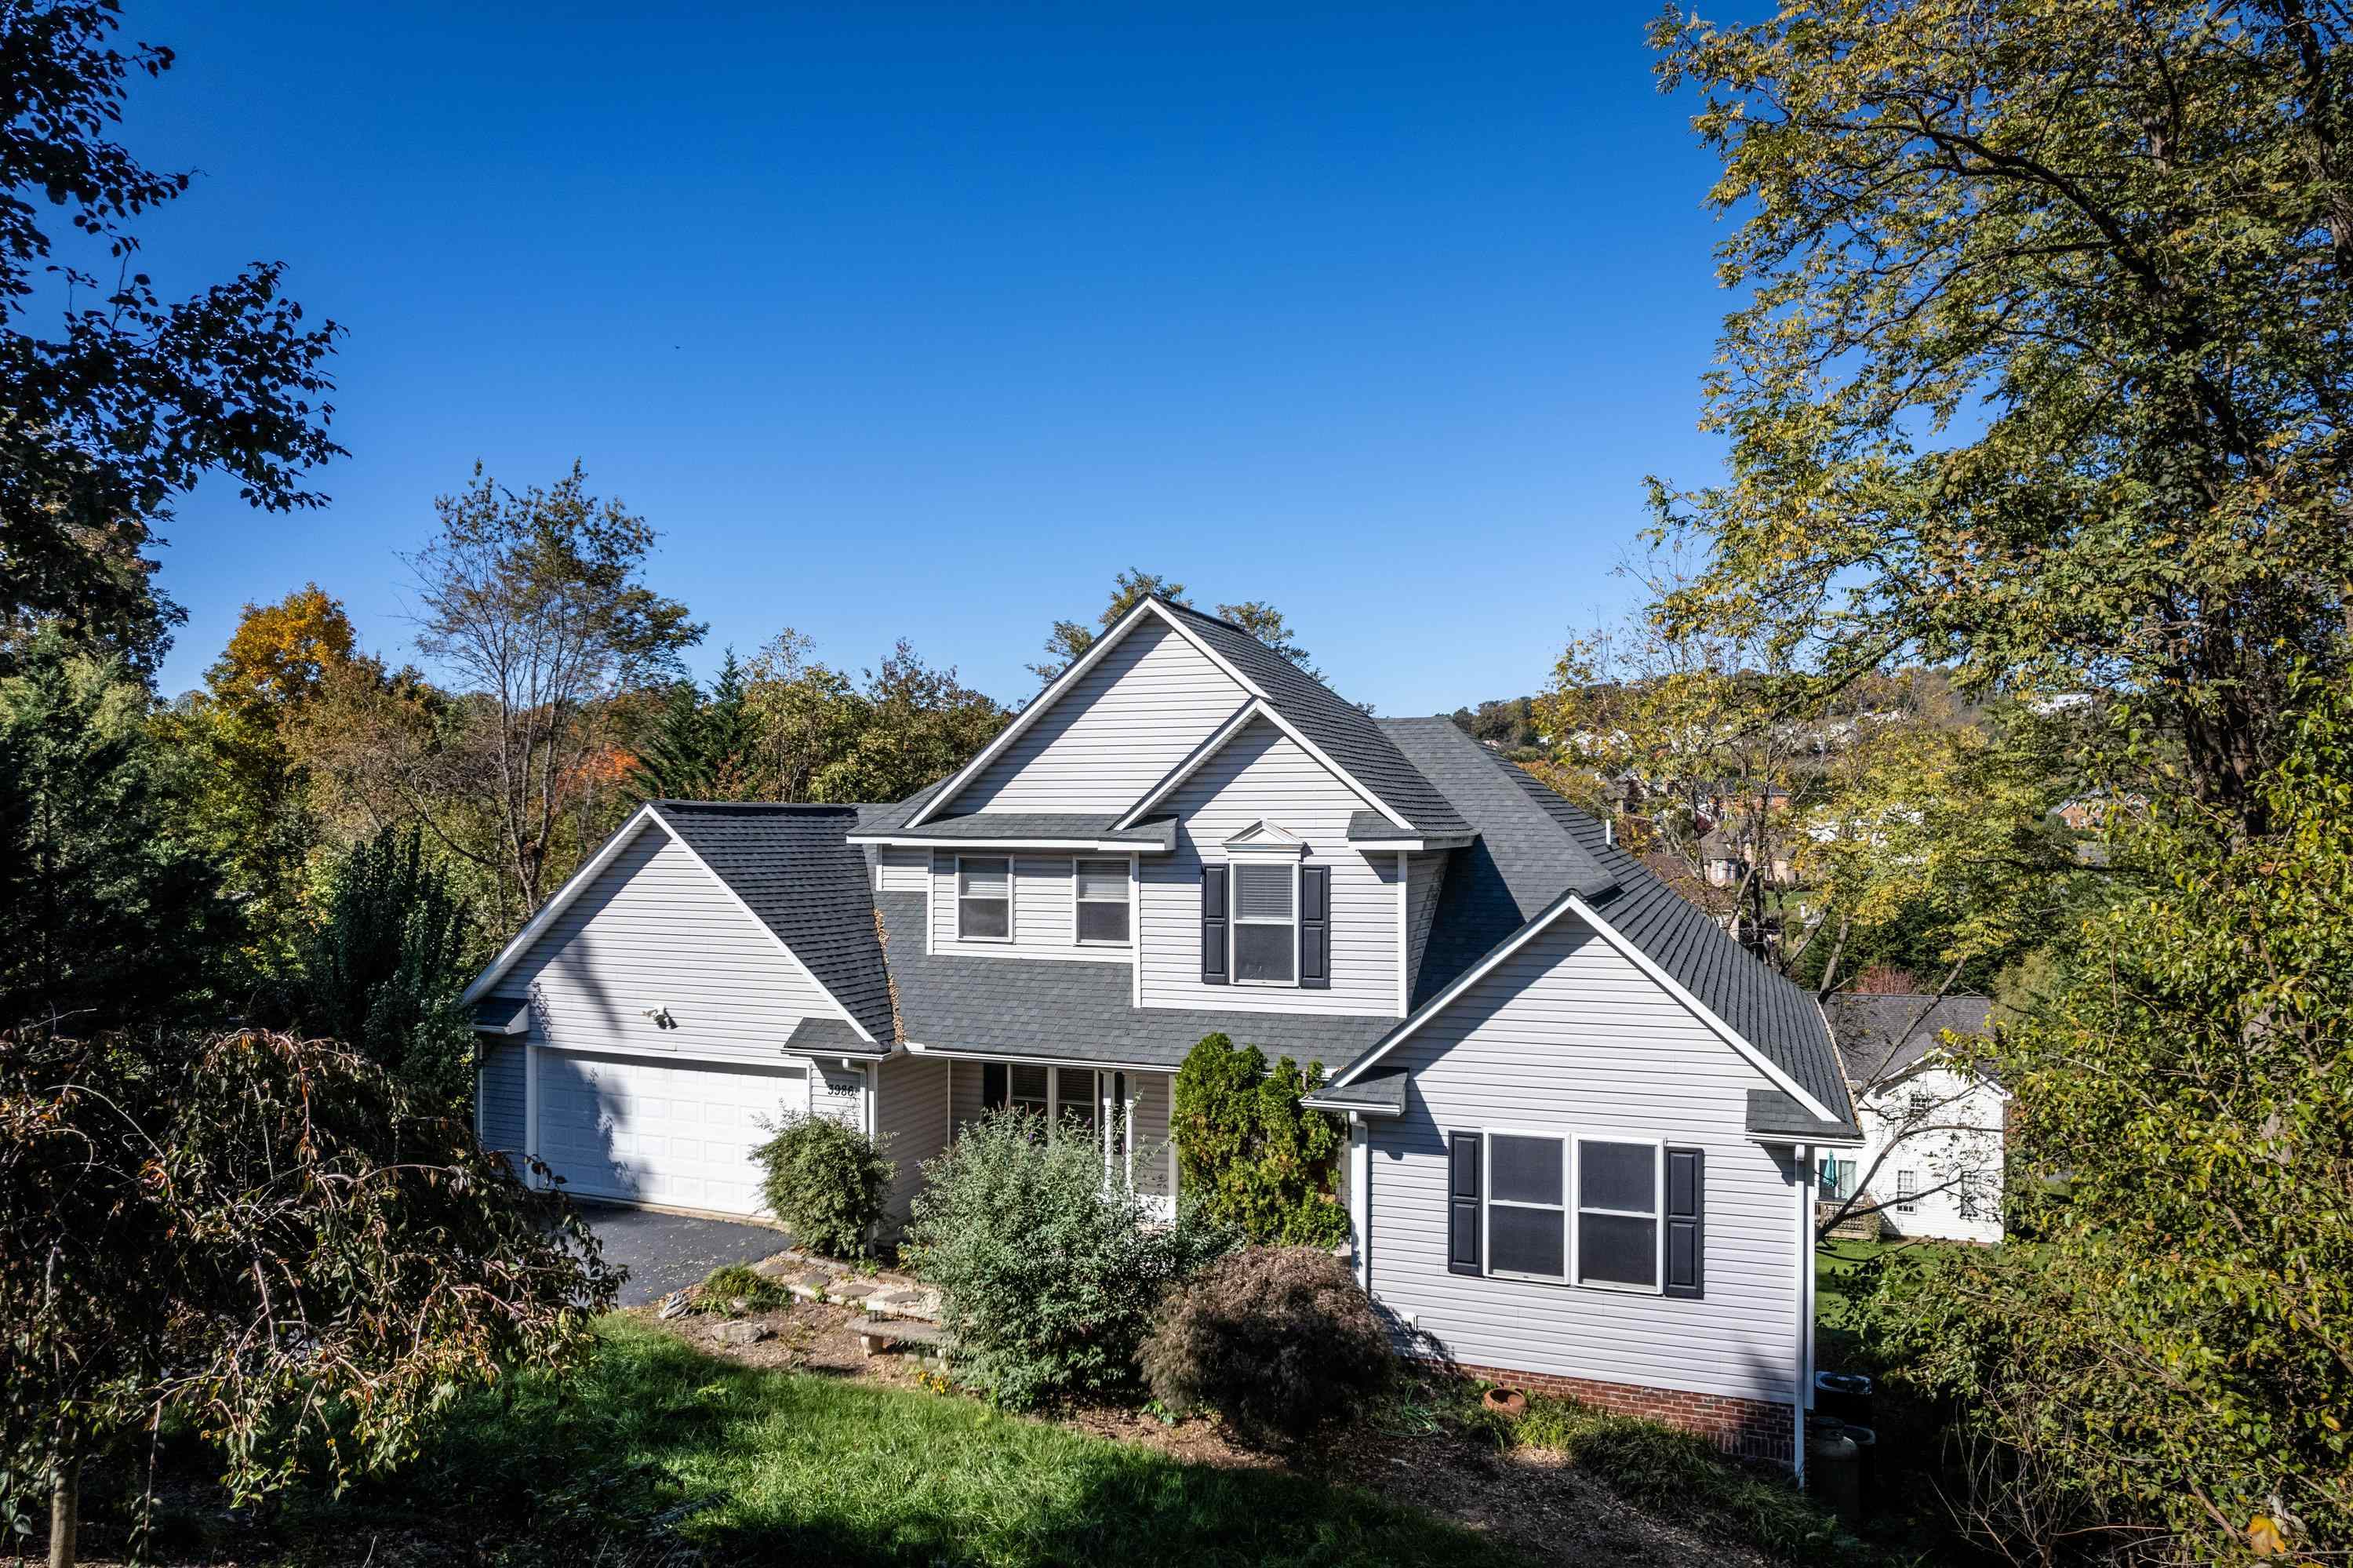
(533, 1051), (809, 1215)
(464, 802), (896, 1218)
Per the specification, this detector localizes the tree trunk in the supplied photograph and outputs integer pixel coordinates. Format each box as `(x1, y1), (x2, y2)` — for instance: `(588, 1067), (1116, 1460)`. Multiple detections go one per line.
(49, 1454), (79, 1568)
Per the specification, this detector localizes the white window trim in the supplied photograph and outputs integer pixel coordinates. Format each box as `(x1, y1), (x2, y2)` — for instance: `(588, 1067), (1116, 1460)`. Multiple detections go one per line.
(955, 854), (1014, 944)
(1482, 1129), (1569, 1284)
(1896, 1170), (1919, 1212)
(1473, 1128), (1668, 1295)
(1071, 857), (1132, 948)
(1572, 1133), (1667, 1296)
(1226, 853), (1302, 988)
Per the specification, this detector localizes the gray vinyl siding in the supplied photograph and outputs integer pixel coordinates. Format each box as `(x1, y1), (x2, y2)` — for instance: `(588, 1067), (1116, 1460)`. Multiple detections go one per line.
(1366, 911), (1803, 1407)
(928, 853), (1133, 962)
(876, 846), (929, 893)
(1403, 850), (1449, 999)
(492, 820), (849, 1062)
(875, 1053), (951, 1221)
(1128, 1069), (1175, 1202)
(1138, 715), (1401, 1017)
(810, 1060), (868, 1128)
(947, 1057), (989, 1136)
(951, 619), (1248, 813)
(478, 1042), (526, 1156)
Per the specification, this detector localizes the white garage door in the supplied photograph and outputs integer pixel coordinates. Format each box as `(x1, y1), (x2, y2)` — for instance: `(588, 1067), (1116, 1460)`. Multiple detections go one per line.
(536, 1051), (809, 1215)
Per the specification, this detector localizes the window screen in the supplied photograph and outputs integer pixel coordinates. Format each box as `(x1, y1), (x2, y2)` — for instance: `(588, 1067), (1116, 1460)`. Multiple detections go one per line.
(1231, 862), (1297, 983)
(958, 857), (1011, 940)
(1075, 858), (1129, 944)
(1057, 1068), (1098, 1136)
(1576, 1140), (1659, 1289)
(1486, 1134), (1566, 1279)
(1008, 1062), (1049, 1115)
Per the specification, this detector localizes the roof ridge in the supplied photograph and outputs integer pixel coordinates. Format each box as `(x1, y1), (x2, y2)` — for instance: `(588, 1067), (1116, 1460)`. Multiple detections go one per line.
(651, 799), (860, 813)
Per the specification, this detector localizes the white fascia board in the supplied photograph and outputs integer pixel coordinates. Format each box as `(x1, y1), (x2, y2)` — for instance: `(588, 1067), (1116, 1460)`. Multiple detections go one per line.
(847, 834), (1170, 853)
(1299, 1094), (1404, 1119)
(1351, 833), (1474, 853)
(901, 1041), (1166, 1072)
(907, 597), (1177, 829)
(461, 803), (663, 1005)
(1747, 1129), (1865, 1150)
(649, 804), (880, 1046)
(1323, 888), (1846, 1126)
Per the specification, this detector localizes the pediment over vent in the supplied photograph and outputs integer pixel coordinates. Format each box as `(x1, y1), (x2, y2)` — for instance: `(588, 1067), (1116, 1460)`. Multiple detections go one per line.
(1224, 820), (1307, 854)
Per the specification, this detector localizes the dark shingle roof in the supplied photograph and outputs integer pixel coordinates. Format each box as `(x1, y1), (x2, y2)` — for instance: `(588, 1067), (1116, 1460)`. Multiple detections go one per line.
(1373, 719), (1853, 1124)
(650, 802), (896, 1047)
(875, 890), (1391, 1071)
(1153, 599), (1471, 839)
(1302, 1067), (1409, 1117)
(853, 811), (1176, 850)
(1746, 1089), (1863, 1142)
(1824, 994), (1995, 1084)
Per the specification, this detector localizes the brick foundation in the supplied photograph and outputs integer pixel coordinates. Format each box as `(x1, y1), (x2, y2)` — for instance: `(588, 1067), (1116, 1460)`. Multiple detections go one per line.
(1444, 1360), (1795, 1464)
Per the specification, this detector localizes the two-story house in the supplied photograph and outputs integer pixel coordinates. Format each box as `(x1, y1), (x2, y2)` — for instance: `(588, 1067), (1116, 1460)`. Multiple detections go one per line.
(1821, 993), (2006, 1244)
(462, 596), (1861, 1465)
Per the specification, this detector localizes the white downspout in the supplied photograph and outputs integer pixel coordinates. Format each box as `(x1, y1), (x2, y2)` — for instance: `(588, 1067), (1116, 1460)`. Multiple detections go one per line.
(1349, 1112), (1371, 1290)
(1793, 1142), (1812, 1483)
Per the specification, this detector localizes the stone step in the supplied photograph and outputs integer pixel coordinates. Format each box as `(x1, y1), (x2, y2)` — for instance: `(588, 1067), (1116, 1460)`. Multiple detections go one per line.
(858, 1318), (955, 1358)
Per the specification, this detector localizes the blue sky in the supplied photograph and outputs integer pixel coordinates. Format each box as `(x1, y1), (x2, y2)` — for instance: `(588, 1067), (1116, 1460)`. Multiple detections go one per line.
(129, 2), (1737, 711)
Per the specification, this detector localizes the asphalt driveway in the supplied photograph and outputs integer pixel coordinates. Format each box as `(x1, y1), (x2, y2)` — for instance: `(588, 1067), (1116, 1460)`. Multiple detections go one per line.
(583, 1205), (791, 1308)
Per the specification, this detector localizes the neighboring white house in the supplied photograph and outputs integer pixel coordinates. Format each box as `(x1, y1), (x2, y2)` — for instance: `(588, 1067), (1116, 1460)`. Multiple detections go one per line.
(464, 595), (1864, 1468)
(1820, 994), (2006, 1244)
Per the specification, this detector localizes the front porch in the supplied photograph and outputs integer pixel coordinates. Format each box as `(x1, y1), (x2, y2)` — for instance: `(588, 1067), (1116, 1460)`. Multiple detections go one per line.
(938, 1055), (1178, 1220)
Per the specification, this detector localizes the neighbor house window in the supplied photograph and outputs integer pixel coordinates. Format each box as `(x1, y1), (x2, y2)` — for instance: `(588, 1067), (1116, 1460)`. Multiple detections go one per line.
(958, 857), (1011, 940)
(1907, 1090), (1933, 1121)
(1486, 1134), (1566, 1280)
(1896, 1170), (1918, 1212)
(1576, 1137), (1662, 1290)
(1818, 1155), (1854, 1201)
(1956, 1171), (1981, 1220)
(1230, 861), (1297, 984)
(1074, 858), (1130, 944)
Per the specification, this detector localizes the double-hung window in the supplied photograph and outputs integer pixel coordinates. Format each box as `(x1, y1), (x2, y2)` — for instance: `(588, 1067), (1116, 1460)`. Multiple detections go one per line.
(1006, 1062), (1049, 1117)
(1486, 1134), (1567, 1279)
(1231, 861), (1297, 984)
(1575, 1137), (1662, 1290)
(1074, 858), (1130, 944)
(958, 857), (1011, 940)
(1895, 1170), (1918, 1212)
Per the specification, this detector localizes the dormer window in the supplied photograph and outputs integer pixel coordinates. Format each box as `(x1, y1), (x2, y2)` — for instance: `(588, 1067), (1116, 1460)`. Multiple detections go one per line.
(957, 857), (1012, 941)
(1231, 862), (1298, 984)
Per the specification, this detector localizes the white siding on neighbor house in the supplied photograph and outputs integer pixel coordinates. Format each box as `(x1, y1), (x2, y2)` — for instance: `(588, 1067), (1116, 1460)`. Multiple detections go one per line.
(876, 846), (929, 893)
(927, 853), (1133, 961)
(1852, 1067), (2006, 1244)
(478, 1041), (526, 1156)
(1137, 715), (1400, 1017)
(1366, 911), (1805, 1408)
(1403, 849), (1449, 999)
(950, 618), (1249, 813)
(875, 1053), (951, 1221)
(492, 820), (849, 1061)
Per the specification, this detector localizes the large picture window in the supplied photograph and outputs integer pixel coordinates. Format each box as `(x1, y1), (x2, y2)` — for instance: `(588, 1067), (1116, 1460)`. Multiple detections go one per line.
(958, 857), (1011, 940)
(1230, 861), (1297, 984)
(1074, 858), (1130, 944)
(1486, 1134), (1566, 1279)
(1575, 1137), (1662, 1290)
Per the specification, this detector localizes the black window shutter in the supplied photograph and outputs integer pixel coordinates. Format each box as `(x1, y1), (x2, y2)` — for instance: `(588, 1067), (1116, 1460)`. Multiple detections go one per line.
(1664, 1146), (1705, 1298)
(1201, 864), (1229, 984)
(1447, 1131), (1482, 1275)
(982, 1062), (1008, 1113)
(1299, 864), (1330, 988)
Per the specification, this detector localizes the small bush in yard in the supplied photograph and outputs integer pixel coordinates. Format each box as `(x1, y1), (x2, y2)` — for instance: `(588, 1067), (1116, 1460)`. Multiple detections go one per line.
(1140, 1246), (1392, 1444)
(904, 1108), (1233, 1409)
(1171, 1033), (1350, 1246)
(751, 1111), (892, 1257)
(696, 1264), (786, 1314)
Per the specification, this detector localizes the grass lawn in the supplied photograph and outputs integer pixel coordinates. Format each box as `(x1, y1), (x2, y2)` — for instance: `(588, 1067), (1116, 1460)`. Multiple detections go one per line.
(209, 1316), (1523, 1568)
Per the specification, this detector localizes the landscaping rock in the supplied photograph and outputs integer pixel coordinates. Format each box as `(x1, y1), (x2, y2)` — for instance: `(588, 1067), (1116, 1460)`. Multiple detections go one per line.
(710, 1320), (771, 1347)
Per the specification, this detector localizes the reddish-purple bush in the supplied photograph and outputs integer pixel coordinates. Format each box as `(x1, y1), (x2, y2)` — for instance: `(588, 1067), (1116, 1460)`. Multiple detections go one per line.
(1139, 1245), (1392, 1443)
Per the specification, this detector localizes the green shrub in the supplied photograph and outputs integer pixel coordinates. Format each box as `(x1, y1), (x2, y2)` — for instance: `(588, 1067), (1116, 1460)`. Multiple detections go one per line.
(1140, 1246), (1391, 1444)
(904, 1109), (1232, 1409)
(697, 1264), (787, 1314)
(1170, 1033), (1348, 1246)
(751, 1111), (892, 1257)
